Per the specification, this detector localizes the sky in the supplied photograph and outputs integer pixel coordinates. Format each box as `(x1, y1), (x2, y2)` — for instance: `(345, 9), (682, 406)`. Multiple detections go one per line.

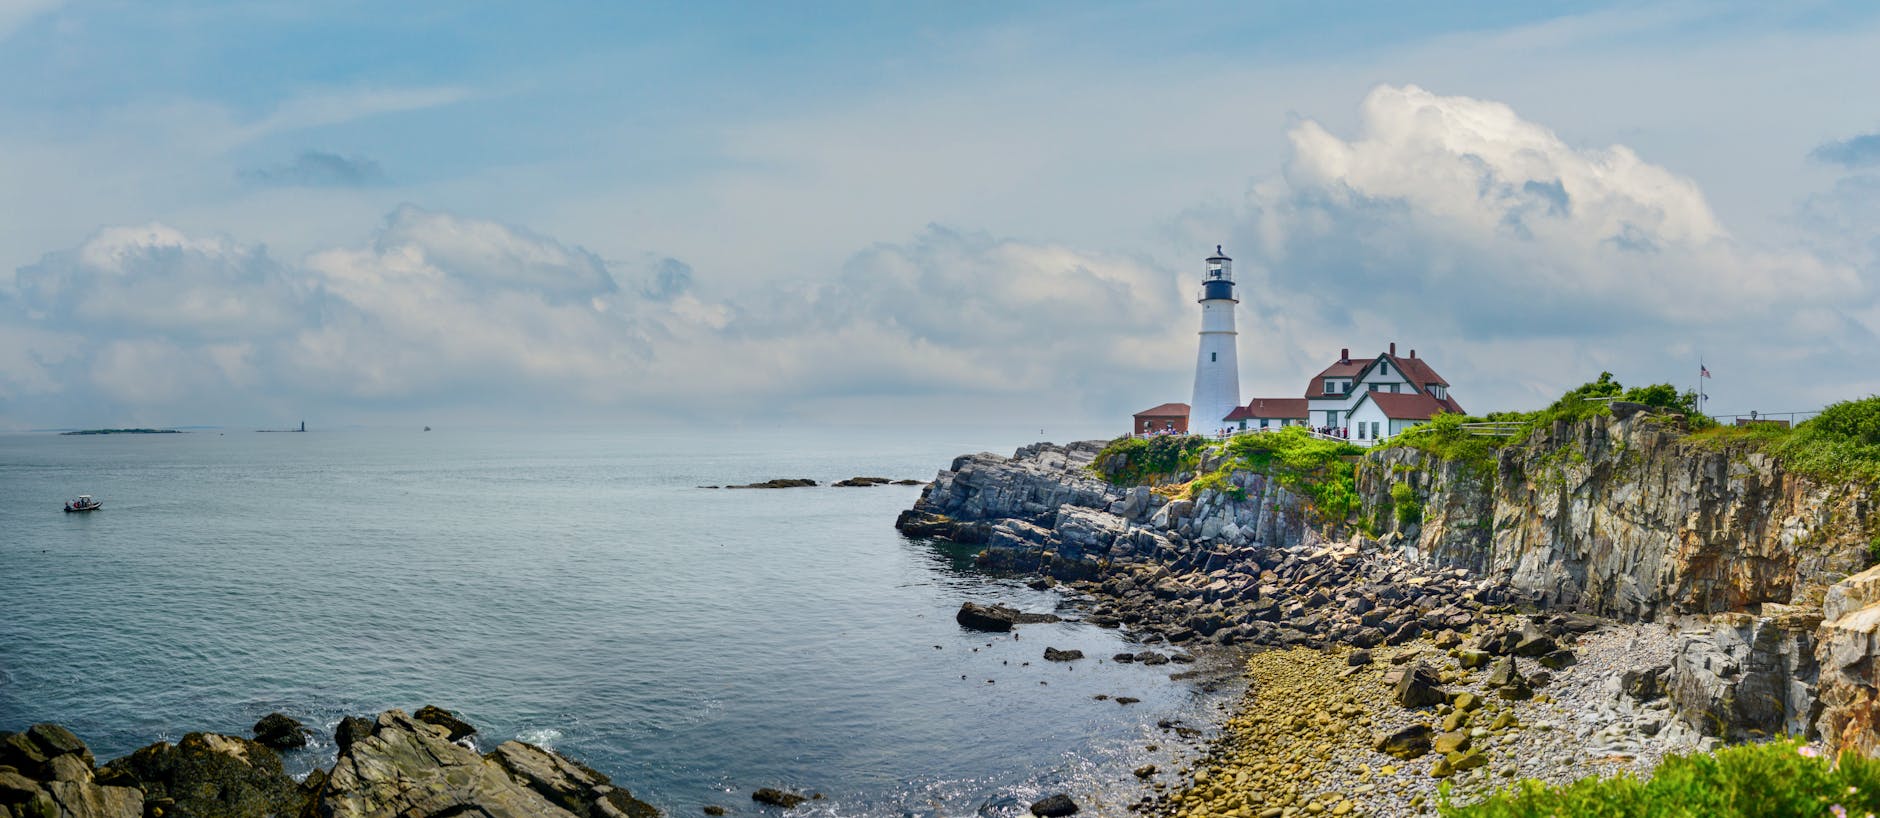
(1, 1), (1877, 434)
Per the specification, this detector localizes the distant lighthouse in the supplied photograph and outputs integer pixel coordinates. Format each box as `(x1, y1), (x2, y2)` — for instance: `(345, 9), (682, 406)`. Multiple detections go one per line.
(1188, 246), (1241, 436)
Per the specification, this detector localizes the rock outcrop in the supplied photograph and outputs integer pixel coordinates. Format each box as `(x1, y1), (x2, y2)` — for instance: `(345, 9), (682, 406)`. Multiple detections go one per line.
(0, 724), (142, 818)
(2, 709), (660, 818)
(1358, 413), (1877, 620)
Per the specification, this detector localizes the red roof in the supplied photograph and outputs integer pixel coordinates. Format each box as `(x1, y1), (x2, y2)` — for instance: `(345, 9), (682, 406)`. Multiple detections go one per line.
(1357, 391), (1465, 420)
(1305, 359), (1370, 398)
(1305, 350), (1453, 398)
(1133, 402), (1189, 418)
(1224, 397), (1309, 421)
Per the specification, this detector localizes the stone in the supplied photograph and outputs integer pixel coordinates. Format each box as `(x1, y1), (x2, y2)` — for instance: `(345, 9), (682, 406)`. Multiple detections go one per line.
(1348, 650), (1373, 666)
(704, 807), (727, 816)
(1433, 731), (1471, 754)
(1485, 656), (1521, 688)
(1031, 793), (1080, 816)
(1393, 662), (1447, 709)
(752, 788), (807, 808)
(252, 712), (312, 750)
(1447, 749), (1489, 771)
(1456, 649), (1490, 670)
(725, 478), (817, 489)
(1537, 649), (1577, 670)
(1373, 724), (1432, 760)
(1134, 764), (1156, 778)
(415, 705), (478, 742)
(1043, 647), (1084, 662)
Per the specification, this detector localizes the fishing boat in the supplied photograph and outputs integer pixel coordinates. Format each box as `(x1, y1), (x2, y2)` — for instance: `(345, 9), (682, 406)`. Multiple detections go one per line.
(64, 495), (102, 512)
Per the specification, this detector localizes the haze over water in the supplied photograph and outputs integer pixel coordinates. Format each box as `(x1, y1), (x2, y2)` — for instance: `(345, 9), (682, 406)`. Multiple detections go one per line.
(0, 428), (1229, 816)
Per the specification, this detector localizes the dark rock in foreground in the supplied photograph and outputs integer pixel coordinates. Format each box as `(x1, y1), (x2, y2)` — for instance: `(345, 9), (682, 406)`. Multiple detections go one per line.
(1043, 647), (1084, 662)
(251, 712), (311, 750)
(0, 709), (660, 818)
(956, 602), (1062, 632)
(1030, 792), (1080, 816)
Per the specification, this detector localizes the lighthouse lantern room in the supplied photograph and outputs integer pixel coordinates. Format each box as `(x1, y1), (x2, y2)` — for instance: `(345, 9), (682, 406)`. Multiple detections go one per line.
(1188, 245), (1242, 436)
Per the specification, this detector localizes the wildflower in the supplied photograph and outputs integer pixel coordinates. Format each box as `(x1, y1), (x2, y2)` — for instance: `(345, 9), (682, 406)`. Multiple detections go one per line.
(1799, 745), (1822, 758)
(1830, 805), (1846, 818)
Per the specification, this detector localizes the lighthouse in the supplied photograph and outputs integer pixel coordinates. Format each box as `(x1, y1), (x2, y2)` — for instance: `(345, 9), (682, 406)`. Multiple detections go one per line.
(1188, 246), (1241, 436)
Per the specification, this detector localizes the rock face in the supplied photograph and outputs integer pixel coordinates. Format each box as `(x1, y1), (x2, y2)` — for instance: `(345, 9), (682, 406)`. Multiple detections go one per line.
(1668, 607), (1822, 740)
(414, 704), (478, 742)
(318, 709), (658, 818)
(0, 724), (142, 818)
(1358, 413), (1877, 620)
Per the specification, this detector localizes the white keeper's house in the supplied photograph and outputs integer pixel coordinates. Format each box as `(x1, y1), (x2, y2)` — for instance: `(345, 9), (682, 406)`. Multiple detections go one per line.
(1230, 343), (1464, 445)
(1133, 246), (1464, 446)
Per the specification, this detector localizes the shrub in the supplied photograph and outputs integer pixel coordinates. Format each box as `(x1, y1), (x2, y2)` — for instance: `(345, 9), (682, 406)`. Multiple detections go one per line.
(1218, 427), (1363, 524)
(1771, 397), (1880, 485)
(1391, 481), (1422, 527)
(1093, 434), (1209, 486)
(1441, 739), (1880, 818)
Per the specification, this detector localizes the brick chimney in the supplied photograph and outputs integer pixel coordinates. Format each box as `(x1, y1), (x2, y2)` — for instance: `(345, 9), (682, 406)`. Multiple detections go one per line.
(1340, 347), (1349, 363)
(1410, 349), (1417, 359)
(1389, 342), (1397, 356)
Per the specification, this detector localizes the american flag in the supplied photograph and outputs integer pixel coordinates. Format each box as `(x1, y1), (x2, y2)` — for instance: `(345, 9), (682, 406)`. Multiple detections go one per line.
(1701, 364), (1711, 378)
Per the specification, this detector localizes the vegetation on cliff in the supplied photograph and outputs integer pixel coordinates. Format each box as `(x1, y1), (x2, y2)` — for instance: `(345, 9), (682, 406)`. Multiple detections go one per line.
(1092, 434), (1209, 486)
(1210, 428), (1364, 522)
(1686, 395), (1880, 484)
(1442, 740), (1880, 818)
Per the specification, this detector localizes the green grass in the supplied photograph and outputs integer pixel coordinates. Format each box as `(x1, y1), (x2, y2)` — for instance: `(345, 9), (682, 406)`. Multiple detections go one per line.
(1206, 427), (1363, 523)
(1442, 739), (1880, 817)
(1090, 434), (1210, 487)
(1681, 396), (1880, 485)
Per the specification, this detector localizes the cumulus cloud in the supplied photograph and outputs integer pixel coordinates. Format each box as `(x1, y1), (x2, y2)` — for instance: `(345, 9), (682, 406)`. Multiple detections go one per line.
(240, 150), (387, 187)
(1811, 132), (1880, 169)
(1228, 84), (1875, 409)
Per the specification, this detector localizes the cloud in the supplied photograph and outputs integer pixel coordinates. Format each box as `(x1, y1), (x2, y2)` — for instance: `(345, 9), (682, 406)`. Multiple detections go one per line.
(1243, 85), (1863, 337)
(240, 151), (387, 187)
(0, 0), (59, 41)
(1811, 132), (1880, 169)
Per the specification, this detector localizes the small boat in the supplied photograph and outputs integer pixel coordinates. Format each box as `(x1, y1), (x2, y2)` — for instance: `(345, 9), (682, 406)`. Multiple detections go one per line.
(64, 495), (102, 512)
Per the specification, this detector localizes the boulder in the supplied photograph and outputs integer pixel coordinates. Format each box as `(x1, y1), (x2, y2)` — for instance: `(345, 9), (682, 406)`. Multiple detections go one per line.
(335, 716), (375, 752)
(1030, 793), (1080, 816)
(1393, 663), (1447, 708)
(252, 712), (311, 750)
(1372, 724), (1432, 760)
(955, 602), (1059, 631)
(1043, 647), (1084, 662)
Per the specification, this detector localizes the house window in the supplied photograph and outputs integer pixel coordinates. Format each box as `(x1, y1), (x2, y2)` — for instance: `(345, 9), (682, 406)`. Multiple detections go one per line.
(1381, 363), (1390, 376)
(1357, 423), (1366, 440)
(1370, 383), (1382, 392)
(1260, 419), (1269, 429)
(1372, 421), (1381, 439)
(1211, 352), (1217, 362)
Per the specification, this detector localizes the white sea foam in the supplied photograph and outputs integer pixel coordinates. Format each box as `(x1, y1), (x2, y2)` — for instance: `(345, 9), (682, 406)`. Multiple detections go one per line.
(517, 728), (563, 748)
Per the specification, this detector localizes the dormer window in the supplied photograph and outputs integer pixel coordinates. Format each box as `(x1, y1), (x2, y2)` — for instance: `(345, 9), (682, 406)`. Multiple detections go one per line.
(1380, 362), (1390, 376)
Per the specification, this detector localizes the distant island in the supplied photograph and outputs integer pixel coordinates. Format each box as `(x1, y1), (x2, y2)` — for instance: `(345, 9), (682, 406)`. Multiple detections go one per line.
(258, 421), (307, 433)
(59, 428), (183, 436)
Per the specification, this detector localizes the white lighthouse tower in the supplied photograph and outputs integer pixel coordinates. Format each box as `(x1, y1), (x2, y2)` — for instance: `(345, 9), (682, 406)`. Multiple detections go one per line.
(1188, 246), (1241, 436)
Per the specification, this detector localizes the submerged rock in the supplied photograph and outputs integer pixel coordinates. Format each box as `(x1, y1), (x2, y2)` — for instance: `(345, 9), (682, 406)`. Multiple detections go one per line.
(751, 787), (807, 808)
(725, 479), (817, 489)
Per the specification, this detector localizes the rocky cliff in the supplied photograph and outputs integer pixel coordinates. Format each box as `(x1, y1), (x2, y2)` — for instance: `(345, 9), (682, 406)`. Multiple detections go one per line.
(902, 419), (1880, 753)
(1358, 411), (1876, 620)
(0, 708), (658, 818)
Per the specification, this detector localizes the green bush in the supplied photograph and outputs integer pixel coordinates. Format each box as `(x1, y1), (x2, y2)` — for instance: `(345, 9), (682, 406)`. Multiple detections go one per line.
(1218, 427), (1363, 523)
(1442, 739), (1880, 818)
(1092, 434), (1209, 486)
(1391, 481), (1423, 527)
(1774, 397), (1880, 485)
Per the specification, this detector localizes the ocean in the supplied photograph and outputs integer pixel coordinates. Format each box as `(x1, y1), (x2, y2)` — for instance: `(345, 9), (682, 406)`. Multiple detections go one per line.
(0, 427), (1231, 816)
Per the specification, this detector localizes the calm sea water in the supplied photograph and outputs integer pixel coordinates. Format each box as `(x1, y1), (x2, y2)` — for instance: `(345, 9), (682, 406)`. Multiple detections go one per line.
(0, 428), (1230, 816)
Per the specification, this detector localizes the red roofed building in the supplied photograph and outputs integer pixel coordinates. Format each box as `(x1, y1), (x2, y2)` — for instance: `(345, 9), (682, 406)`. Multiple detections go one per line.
(1225, 342), (1463, 445)
(1133, 402), (1190, 435)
